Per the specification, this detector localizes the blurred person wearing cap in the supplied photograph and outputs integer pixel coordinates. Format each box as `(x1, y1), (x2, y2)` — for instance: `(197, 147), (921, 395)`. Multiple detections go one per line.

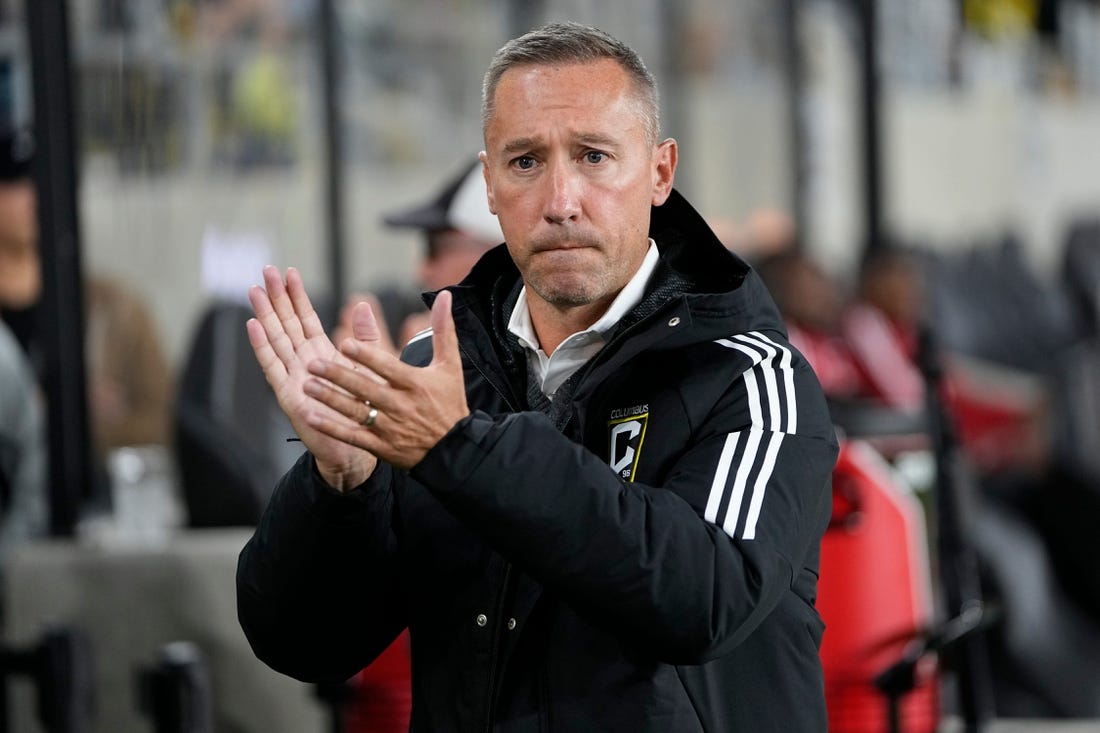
(0, 127), (46, 562)
(335, 159), (503, 353)
(382, 158), (506, 295)
(240, 22), (837, 732)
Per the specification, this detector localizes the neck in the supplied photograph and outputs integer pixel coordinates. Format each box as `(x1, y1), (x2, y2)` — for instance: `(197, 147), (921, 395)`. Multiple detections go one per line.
(527, 294), (615, 356)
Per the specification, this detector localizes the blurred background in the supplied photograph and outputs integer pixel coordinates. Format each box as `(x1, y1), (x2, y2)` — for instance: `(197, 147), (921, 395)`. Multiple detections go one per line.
(1, 0), (1100, 731)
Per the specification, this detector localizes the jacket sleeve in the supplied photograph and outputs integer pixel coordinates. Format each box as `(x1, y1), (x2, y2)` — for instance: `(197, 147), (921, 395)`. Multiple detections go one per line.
(409, 332), (838, 664)
(236, 452), (407, 683)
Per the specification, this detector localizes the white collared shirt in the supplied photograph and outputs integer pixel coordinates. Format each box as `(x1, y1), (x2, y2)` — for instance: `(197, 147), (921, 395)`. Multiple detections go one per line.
(507, 240), (660, 399)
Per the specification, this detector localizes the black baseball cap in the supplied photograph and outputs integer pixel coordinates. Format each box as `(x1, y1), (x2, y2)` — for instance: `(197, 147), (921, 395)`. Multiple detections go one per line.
(382, 159), (503, 244)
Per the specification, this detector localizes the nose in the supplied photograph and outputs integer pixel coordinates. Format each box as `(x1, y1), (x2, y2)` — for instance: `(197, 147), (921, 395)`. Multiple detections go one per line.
(543, 159), (582, 225)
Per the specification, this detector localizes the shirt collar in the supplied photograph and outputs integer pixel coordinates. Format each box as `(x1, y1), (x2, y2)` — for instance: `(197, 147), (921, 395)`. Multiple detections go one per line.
(507, 239), (660, 352)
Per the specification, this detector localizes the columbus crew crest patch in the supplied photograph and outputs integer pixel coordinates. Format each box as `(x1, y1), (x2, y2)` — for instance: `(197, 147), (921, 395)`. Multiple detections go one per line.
(608, 404), (649, 482)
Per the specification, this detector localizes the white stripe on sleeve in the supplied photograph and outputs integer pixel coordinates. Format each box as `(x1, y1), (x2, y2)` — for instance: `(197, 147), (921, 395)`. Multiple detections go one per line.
(705, 432), (739, 524)
(735, 334), (782, 431)
(722, 427), (763, 537)
(742, 431), (785, 540)
(709, 333), (800, 539)
(752, 331), (798, 434)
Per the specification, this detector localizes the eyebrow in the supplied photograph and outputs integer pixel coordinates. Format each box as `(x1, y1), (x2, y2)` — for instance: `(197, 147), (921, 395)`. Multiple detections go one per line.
(499, 133), (621, 156)
(501, 137), (542, 156)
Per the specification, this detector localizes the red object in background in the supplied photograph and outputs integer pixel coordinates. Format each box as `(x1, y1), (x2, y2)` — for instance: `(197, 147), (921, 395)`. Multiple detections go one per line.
(940, 358), (1045, 475)
(344, 630), (413, 733)
(839, 304), (1042, 476)
(818, 441), (940, 733)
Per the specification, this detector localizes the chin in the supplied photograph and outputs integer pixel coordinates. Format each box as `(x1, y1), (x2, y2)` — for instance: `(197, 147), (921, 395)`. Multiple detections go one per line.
(527, 261), (613, 308)
(547, 293), (598, 308)
(534, 280), (605, 308)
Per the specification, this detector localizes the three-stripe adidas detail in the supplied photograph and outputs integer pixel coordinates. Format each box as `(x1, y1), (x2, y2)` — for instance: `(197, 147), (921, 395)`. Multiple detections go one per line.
(706, 332), (797, 540)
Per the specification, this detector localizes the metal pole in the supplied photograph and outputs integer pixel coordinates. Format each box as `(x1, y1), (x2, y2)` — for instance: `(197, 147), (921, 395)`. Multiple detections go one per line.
(919, 327), (996, 732)
(658, 0), (689, 143)
(26, 0), (92, 536)
(318, 0), (345, 305)
(782, 0), (808, 248)
(855, 0), (884, 258)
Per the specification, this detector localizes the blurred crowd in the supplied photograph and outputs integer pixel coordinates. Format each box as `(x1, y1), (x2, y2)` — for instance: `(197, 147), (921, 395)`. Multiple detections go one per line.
(736, 206), (1100, 718)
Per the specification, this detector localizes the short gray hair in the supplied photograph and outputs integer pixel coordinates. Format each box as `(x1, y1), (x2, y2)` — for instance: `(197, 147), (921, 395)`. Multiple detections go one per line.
(481, 22), (660, 146)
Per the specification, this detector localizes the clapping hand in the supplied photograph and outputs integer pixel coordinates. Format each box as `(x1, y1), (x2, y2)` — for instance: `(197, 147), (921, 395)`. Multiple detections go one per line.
(246, 265), (384, 491)
(302, 290), (470, 471)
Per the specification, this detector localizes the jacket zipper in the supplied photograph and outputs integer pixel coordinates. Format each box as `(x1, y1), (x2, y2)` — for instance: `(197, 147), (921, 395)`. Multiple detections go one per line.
(467, 336), (549, 731)
(459, 342), (520, 412)
(453, 342), (519, 733)
(458, 318), (657, 732)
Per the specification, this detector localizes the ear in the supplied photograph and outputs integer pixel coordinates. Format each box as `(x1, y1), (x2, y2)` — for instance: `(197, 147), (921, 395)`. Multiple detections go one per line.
(650, 138), (677, 207)
(479, 151), (497, 215)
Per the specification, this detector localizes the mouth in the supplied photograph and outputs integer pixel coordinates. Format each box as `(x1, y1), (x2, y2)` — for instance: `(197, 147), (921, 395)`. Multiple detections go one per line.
(530, 234), (600, 254)
(536, 242), (590, 253)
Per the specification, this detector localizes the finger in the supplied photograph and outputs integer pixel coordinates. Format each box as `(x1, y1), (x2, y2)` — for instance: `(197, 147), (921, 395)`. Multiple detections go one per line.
(248, 281), (275, 322)
(285, 267), (327, 342)
(351, 301), (396, 358)
(264, 265), (307, 348)
(246, 317), (289, 384)
(333, 292), (365, 345)
(249, 284), (298, 367)
(308, 359), (399, 413)
(351, 300), (383, 343)
(305, 409), (387, 457)
(304, 376), (386, 425)
(336, 292), (366, 336)
(354, 295), (399, 355)
(338, 338), (413, 386)
(429, 290), (461, 367)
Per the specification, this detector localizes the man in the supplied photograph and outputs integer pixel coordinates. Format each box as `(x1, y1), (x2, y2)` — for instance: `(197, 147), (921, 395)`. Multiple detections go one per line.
(0, 127), (46, 562)
(238, 22), (837, 732)
(0, 127), (172, 468)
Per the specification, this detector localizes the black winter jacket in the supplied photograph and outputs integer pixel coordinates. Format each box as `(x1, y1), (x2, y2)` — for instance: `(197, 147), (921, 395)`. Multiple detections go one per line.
(237, 190), (839, 732)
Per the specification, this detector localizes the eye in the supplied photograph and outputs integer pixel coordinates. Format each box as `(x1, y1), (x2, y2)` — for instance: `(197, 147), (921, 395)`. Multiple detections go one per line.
(512, 155), (537, 171)
(583, 150), (607, 165)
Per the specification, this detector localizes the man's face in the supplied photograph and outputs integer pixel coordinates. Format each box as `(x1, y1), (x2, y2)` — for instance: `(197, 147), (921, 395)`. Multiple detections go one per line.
(481, 59), (676, 314)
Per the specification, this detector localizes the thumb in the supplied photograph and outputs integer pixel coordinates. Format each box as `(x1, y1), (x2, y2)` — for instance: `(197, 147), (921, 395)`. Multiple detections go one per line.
(352, 296), (398, 355)
(429, 290), (460, 366)
(351, 300), (382, 342)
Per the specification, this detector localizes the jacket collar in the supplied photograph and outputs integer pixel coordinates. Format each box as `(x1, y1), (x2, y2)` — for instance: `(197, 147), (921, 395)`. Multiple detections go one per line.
(433, 188), (785, 346)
